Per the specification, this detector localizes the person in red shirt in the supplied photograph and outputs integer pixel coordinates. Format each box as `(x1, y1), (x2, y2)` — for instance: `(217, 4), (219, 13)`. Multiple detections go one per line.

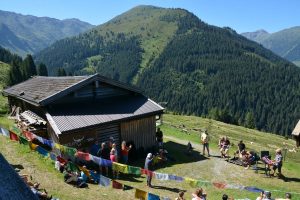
(121, 141), (132, 164)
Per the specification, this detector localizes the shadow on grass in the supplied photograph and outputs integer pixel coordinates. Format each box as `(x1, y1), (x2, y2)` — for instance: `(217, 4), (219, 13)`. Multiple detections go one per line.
(281, 175), (300, 183)
(118, 174), (143, 183)
(11, 164), (24, 170)
(130, 141), (208, 170)
(151, 185), (186, 193)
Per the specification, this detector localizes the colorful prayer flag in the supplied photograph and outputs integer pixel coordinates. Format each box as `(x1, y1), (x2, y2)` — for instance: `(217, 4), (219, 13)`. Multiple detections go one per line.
(23, 131), (35, 141)
(65, 147), (77, 158)
(42, 138), (54, 148)
(112, 180), (123, 189)
(244, 186), (264, 193)
(213, 182), (226, 189)
(56, 156), (67, 165)
(19, 136), (29, 145)
(123, 185), (134, 191)
(9, 131), (19, 141)
(50, 153), (57, 161)
(168, 174), (183, 182)
(127, 166), (141, 175)
(196, 180), (212, 187)
(11, 125), (21, 135)
(29, 142), (38, 150)
(65, 161), (78, 172)
(154, 172), (169, 180)
(112, 162), (128, 173)
(100, 158), (112, 167)
(0, 127), (9, 137)
(135, 188), (147, 200)
(75, 151), (90, 161)
(99, 175), (110, 187)
(36, 146), (49, 157)
(148, 193), (160, 200)
(184, 177), (198, 187)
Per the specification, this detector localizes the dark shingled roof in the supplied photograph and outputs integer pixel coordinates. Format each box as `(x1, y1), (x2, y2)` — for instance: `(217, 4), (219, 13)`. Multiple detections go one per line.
(0, 153), (39, 200)
(3, 74), (142, 106)
(47, 95), (164, 133)
(3, 75), (88, 106)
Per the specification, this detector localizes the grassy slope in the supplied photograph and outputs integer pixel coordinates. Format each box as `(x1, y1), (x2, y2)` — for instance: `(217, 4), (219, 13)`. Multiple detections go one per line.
(0, 61), (12, 127)
(0, 114), (299, 199)
(85, 6), (179, 83)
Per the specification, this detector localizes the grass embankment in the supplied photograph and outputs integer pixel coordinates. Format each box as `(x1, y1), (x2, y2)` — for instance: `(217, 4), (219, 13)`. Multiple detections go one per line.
(0, 113), (299, 199)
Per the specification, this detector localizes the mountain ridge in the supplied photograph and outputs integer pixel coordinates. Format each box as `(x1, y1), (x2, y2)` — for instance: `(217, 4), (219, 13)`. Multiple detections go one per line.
(34, 5), (300, 135)
(242, 26), (300, 66)
(0, 9), (94, 56)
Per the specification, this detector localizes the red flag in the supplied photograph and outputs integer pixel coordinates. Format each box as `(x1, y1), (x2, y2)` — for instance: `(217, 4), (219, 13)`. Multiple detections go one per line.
(57, 156), (67, 165)
(23, 131), (35, 141)
(213, 182), (226, 189)
(75, 151), (91, 161)
(112, 180), (123, 189)
(9, 131), (19, 141)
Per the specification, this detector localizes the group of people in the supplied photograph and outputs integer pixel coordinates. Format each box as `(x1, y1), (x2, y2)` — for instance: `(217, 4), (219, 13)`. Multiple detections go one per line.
(20, 174), (58, 200)
(256, 191), (292, 200)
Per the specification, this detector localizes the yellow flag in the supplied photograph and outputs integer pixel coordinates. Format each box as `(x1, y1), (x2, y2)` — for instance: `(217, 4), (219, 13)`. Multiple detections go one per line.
(112, 162), (129, 173)
(135, 188), (147, 200)
(29, 141), (38, 150)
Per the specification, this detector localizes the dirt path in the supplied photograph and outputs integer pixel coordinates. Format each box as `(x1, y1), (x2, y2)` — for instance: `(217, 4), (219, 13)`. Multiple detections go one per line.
(164, 135), (250, 182)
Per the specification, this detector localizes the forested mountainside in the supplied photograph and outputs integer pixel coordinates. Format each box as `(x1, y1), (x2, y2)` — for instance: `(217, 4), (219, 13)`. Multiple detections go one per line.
(35, 5), (300, 135)
(242, 27), (300, 66)
(0, 10), (94, 56)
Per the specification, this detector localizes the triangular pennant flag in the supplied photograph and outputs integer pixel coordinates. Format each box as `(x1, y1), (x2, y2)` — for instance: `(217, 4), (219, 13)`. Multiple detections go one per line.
(19, 135), (29, 145)
(99, 175), (110, 187)
(76, 151), (90, 161)
(112, 162), (128, 173)
(9, 131), (19, 141)
(148, 193), (160, 200)
(112, 180), (123, 189)
(36, 146), (49, 157)
(128, 165), (141, 175)
(123, 184), (134, 191)
(135, 188), (147, 200)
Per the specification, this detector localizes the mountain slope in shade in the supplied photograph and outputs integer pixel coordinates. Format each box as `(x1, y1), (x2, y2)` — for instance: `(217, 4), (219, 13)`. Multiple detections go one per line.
(0, 10), (94, 56)
(35, 5), (300, 135)
(242, 27), (300, 66)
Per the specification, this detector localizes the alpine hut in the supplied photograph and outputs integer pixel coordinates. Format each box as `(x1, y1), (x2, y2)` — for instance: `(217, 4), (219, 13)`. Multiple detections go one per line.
(3, 74), (164, 151)
(292, 120), (300, 147)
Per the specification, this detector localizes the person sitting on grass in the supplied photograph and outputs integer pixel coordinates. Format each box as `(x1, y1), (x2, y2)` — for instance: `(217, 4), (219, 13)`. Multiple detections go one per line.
(186, 141), (193, 155)
(263, 191), (274, 200)
(175, 191), (185, 200)
(220, 136), (230, 158)
(271, 149), (283, 176)
(192, 188), (207, 200)
(234, 140), (246, 159)
(243, 151), (256, 169)
(31, 182), (53, 200)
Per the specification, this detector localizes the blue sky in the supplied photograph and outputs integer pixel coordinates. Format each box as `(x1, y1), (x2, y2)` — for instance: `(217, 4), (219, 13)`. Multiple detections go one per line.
(1, 0), (299, 33)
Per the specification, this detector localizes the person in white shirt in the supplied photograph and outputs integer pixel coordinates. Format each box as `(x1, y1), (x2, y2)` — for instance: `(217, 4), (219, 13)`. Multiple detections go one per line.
(201, 130), (210, 157)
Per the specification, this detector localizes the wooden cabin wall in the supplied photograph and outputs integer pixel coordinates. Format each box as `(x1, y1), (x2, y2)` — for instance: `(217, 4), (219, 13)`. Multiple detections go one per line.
(120, 116), (156, 150)
(59, 129), (97, 150)
(47, 124), (59, 143)
(8, 97), (45, 118)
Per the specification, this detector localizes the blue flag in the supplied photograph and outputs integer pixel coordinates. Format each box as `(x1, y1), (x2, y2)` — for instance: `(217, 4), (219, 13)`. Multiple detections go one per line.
(99, 175), (110, 187)
(36, 146), (49, 157)
(148, 193), (160, 200)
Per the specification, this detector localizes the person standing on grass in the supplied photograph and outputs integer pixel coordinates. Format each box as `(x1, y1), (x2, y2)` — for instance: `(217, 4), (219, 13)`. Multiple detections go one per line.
(192, 188), (207, 200)
(144, 153), (154, 187)
(156, 128), (163, 148)
(271, 149), (283, 176)
(121, 141), (132, 164)
(175, 191), (185, 200)
(201, 130), (210, 157)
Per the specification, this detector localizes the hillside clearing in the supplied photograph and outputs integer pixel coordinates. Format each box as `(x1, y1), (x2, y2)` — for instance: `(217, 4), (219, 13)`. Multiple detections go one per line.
(0, 114), (299, 199)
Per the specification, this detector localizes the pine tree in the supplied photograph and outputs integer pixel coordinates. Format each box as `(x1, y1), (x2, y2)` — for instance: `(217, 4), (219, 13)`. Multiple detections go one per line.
(22, 54), (37, 79)
(245, 112), (255, 129)
(37, 63), (48, 76)
(57, 68), (67, 76)
(8, 61), (23, 85)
